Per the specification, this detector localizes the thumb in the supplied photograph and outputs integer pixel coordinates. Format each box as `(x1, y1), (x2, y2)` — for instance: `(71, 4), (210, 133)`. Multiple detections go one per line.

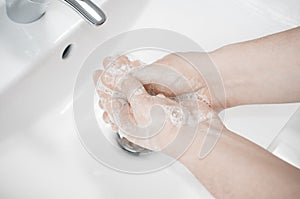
(117, 75), (178, 127)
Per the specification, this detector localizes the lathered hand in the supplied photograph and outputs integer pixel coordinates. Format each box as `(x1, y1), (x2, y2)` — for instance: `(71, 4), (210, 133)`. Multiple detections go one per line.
(94, 54), (216, 155)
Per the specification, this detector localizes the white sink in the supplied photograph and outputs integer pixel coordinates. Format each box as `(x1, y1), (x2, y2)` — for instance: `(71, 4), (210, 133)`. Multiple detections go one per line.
(0, 0), (299, 198)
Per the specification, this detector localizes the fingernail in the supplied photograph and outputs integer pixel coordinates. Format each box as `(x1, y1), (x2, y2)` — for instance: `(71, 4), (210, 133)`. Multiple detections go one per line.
(103, 56), (115, 69)
(103, 112), (110, 123)
(98, 100), (103, 109)
(111, 123), (119, 132)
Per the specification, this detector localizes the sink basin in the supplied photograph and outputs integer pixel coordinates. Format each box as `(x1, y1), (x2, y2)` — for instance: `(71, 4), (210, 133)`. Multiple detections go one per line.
(0, 0), (299, 198)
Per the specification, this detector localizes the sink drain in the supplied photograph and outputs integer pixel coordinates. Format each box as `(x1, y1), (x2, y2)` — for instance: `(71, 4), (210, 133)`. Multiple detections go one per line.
(116, 133), (152, 155)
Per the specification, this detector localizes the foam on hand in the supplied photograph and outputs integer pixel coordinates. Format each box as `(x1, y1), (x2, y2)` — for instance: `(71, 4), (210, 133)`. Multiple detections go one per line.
(96, 55), (221, 158)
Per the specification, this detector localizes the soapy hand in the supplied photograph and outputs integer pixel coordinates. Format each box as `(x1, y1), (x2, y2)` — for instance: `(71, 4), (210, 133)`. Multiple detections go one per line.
(94, 54), (214, 152)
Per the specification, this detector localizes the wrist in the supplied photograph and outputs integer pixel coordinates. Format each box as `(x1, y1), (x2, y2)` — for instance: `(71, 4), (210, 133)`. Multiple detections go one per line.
(209, 44), (247, 108)
(178, 114), (225, 161)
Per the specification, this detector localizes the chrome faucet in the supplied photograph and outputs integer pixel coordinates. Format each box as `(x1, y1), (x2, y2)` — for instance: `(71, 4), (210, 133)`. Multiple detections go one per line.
(5, 0), (106, 26)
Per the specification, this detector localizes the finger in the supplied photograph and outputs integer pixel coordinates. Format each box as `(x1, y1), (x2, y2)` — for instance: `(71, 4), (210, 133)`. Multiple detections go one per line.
(98, 100), (103, 109)
(102, 112), (110, 123)
(102, 100), (115, 121)
(118, 75), (179, 127)
(119, 75), (177, 107)
(116, 55), (131, 66)
(103, 55), (131, 69)
(111, 98), (177, 151)
(111, 122), (119, 132)
(130, 63), (195, 96)
(130, 59), (143, 67)
(103, 56), (114, 69)
(97, 89), (111, 106)
(94, 69), (115, 99)
(101, 55), (144, 91)
(118, 75), (148, 101)
(96, 89), (114, 119)
(93, 70), (103, 86)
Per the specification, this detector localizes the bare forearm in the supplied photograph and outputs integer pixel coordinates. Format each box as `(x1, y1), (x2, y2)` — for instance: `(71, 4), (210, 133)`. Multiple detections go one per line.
(210, 27), (300, 107)
(179, 127), (300, 199)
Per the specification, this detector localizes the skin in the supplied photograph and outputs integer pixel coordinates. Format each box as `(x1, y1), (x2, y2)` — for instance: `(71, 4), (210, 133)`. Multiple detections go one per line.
(94, 27), (300, 198)
(211, 27), (300, 107)
(95, 55), (212, 151)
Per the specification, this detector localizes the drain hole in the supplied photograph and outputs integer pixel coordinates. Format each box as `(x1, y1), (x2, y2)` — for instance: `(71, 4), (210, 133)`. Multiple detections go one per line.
(62, 44), (73, 59)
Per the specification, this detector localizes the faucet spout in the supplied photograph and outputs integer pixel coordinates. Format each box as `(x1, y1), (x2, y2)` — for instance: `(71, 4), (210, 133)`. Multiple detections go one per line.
(5, 0), (106, 26)
(63, 0), (106, 26)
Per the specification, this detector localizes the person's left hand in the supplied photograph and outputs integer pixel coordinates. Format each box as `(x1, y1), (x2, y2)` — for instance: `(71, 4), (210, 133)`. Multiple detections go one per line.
(93, 55), (213, 152)
(94, 54), (212, 130)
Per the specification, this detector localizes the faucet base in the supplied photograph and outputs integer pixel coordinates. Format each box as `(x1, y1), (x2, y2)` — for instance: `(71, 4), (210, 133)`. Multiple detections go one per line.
(6, 0), (49, 24)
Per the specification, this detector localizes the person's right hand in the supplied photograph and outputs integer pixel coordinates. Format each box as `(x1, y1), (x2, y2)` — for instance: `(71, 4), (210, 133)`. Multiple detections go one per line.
(93, 54), (216, 152)
(93, 52), (220, 131)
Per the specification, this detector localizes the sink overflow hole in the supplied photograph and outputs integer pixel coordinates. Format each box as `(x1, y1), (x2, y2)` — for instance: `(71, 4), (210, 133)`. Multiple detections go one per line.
(62, 44), (73, 59)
